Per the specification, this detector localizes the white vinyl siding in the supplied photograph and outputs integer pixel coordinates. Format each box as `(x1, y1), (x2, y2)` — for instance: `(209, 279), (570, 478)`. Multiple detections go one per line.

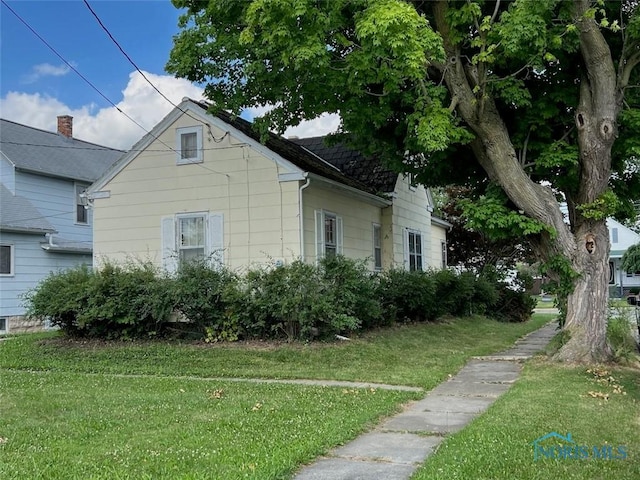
(176, 126), (203, 164)
(161, 213), (224, 273)
(315, 210), (343, 260)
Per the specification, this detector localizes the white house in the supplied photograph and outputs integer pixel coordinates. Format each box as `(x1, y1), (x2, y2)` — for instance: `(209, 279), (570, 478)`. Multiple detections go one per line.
(608, 217), (640, 296)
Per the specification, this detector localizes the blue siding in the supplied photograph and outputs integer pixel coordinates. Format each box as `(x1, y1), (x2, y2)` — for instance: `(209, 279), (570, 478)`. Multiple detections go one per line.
(0, 231), (91, 316)
(15, 171), (93, 243)
(0, 157), (15, 193)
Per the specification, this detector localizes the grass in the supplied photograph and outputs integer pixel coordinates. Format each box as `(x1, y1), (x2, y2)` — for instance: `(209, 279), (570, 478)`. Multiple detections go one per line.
(0, 315), (553, 479)
(412, 360), (640, 479)
(0, 314), (554, 390)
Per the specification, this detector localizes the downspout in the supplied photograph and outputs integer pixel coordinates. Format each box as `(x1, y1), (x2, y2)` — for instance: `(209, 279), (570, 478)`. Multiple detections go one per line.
(298, 173), (311, 261)
(45, 232), (58, 247)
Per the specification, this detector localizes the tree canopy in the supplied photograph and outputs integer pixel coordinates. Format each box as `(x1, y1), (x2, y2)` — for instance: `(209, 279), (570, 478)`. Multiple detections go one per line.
(167, 0), (640, 362)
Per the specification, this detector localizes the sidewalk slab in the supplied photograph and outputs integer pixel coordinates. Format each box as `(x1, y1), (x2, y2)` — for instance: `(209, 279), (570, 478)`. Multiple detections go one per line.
(411, 394), (495, 414)
(332, 432), (441, 464)
(294, 458), (417, 480)
(381, 410), (478, 434)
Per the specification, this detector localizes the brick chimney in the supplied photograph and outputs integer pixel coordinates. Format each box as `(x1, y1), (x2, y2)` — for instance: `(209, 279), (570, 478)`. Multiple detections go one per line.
(57, 115), (73, 138)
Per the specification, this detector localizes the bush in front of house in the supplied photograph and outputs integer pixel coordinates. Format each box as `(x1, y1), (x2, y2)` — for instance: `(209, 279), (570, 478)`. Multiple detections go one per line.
(23, 264), (94, 336)
(377, 268), (438, 322)
(25, 261), (174, 339)
(173, 260), (246, 342)
(244, 259), (362, 340)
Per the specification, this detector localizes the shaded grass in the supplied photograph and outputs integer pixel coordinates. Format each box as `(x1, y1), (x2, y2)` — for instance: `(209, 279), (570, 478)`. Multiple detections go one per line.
(412, 360), (640, 480)
(0, 315), (554, 390)
(0, 370), (416, 479)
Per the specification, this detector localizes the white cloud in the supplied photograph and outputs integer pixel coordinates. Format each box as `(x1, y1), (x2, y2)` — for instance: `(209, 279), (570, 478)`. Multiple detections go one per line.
(22, 63), (72, 84)
(1, 71), (204, 150)
(1, 71), (338, 152)
(244, 105), (341, 139)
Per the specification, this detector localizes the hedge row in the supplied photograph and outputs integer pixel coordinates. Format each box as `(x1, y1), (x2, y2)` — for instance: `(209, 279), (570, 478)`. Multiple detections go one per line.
(24, 256), (535, 341)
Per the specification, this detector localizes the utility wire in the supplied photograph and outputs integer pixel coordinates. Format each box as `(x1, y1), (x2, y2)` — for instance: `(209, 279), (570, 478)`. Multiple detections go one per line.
(83, 0), (227, 142)
(1, 0), (229, 178)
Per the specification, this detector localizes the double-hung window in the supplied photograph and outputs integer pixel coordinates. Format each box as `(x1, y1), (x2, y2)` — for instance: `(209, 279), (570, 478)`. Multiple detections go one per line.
(373, 224), (382, 270)
(176, 126), (203, 164)
(161, 212), (224, 273)
(315, 210), (343, 260)
(178, 214), (206, 263)
(0, 244), (13, 276)
(405, 229), (423, 271)
(75, 183), (89, 224)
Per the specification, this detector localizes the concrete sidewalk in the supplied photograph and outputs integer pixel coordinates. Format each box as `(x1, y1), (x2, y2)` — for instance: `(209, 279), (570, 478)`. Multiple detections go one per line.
(293, 322), (558, 480)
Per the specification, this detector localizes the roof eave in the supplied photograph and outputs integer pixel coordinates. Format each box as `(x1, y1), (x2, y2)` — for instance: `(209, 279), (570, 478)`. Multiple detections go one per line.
(307, 173), (391, 207)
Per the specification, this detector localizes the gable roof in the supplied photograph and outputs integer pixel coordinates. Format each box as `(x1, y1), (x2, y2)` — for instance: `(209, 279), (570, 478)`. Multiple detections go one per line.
(0, 183), (56, 234)
(90, 99), (383, 200)
(0, 118), (125, 183)
(291, 136), (399, 194)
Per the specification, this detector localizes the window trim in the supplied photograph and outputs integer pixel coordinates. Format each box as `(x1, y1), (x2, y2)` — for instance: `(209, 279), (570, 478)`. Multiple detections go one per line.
(176, 126), (204, 164)
(0, 244), (14, 277)
(0, 318), (6, 334)
(74, 182), (89, 225)
(372, 223), (382, 271)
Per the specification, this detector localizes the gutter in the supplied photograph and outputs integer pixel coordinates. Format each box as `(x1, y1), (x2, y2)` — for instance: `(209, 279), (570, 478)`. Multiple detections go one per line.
(298, 174), (311, 261)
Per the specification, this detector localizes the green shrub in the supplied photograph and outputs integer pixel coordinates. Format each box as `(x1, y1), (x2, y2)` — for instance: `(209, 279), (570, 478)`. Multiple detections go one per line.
(320, 255), (383, 329)
(607, 307), (639, 362)
(471, 275), (500, 315)
(79, 262), (174, 339)
(173, 260), (246, 342)
(245, 260), (360, 340)
(377, 269), (437, 322)
(493, 284), (536, 323)
(23, 264), (93, 335)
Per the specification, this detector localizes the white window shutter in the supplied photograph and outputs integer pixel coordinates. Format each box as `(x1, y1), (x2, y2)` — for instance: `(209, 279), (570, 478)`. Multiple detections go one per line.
(315, 209), (324, 261)
(208, 213), (224, 268)
(336, 216), (343, 254)
(161, 216), (177, 274)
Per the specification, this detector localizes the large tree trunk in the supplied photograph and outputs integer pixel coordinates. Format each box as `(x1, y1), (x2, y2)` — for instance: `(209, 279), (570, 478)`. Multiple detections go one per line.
(433, 0), (622, 363)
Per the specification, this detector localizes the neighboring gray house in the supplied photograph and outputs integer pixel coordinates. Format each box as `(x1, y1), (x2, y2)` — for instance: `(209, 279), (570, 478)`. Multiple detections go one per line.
(0, 116), (124, 333)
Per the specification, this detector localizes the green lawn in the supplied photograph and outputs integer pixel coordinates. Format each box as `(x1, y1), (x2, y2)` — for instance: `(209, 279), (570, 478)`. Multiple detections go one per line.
(413, 360), (640, 480)
(0, 314), (559, 479)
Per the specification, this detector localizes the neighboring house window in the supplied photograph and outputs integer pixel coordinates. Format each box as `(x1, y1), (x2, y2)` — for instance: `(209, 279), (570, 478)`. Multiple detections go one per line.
(161, 212), (224, 273)
(0, 318), (6, 334)
(315, 210), (343, 260)
(176, 126), (203, 164)
(75, 183), (89, 224)
(373, 224), (382, 270)
(441, 241), (447, 269)
(0, 244), (13, 276)
(611, 228), (618, 244)
(405, 229), (423, 271)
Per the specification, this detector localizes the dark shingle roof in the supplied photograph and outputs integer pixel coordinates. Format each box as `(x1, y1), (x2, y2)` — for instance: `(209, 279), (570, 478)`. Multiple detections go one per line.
(291, 136), (399, 193)
(0, 184), (56, 233)
(0, 118), (125, 182)
(191, 102), (381, 196)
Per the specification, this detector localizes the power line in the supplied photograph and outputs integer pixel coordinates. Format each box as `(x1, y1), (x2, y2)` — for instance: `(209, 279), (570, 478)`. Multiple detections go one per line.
(1, 0), (229, 178)
(82, 0), (227, 142)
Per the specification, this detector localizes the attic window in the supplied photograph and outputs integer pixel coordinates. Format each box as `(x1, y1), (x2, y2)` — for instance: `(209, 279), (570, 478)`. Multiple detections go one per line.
(75, 183), (89, 224)
(176, 126), (203, 164)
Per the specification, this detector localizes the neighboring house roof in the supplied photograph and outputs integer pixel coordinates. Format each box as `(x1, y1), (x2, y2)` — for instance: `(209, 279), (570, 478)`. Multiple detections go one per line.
(0, 118), (125, 183)
(0, 183), (56, 234)
(291, 136), (400, 194)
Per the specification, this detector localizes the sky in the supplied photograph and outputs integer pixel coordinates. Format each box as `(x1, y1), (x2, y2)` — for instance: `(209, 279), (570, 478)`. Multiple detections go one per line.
(0, 0), (339, 150)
